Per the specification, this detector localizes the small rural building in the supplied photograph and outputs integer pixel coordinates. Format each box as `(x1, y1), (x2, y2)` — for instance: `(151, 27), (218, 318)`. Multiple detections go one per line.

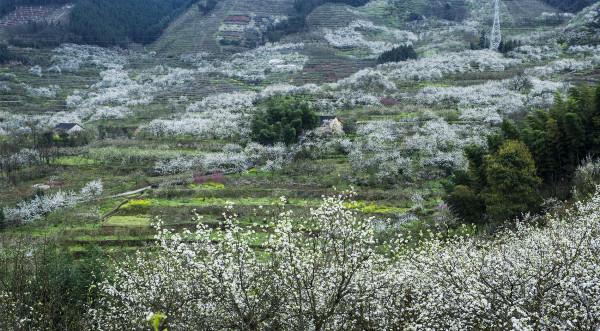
(54, 123), (84, 134)
(318, 116), (344, 135)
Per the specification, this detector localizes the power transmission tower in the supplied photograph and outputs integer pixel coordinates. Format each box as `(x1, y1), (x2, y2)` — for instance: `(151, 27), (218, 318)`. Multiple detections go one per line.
(490, 0), (502, 51)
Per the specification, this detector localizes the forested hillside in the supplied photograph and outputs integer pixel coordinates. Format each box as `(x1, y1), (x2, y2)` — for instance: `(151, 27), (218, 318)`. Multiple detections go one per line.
(2, 0), (196, 46)
(0, 0), (70, 17)
(69, 0), (195, 45)
(1, 0), (600, 329)
(541, 0), (596, 12)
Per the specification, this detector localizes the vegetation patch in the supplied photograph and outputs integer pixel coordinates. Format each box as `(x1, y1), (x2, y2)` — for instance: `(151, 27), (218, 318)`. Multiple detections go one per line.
(104, 215), (150, 227)
(344, 200), (410, 214)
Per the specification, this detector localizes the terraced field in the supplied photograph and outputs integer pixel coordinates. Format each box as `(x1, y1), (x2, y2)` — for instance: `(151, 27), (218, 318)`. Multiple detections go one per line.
(152, 0), (296, 56)
(1, 0), (599, 270)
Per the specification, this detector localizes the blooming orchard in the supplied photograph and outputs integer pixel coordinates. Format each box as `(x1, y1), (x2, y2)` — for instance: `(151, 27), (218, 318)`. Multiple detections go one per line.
(5, 180), (103, 223)
(87, 188), (600, 330)
(323, 20), (417, 58)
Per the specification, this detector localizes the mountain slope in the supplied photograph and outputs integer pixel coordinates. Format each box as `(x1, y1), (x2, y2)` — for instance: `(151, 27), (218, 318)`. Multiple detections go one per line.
(564, 2), (600, 45)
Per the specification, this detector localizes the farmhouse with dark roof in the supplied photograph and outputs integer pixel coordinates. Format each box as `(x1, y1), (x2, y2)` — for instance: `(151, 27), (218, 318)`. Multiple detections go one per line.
(54, 123), (84, 134)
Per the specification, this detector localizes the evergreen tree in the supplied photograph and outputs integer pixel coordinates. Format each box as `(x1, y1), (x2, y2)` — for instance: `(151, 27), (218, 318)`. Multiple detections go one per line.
(377, 45), (418, 64)
(483, 140), (542, 222)
(445, 185), (485, 224)
(251, 96), (318, 145)
(446, 145), (487, 224)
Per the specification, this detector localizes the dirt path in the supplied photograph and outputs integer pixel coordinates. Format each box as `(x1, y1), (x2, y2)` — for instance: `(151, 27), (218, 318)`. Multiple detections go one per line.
(111, 186), (152, 198)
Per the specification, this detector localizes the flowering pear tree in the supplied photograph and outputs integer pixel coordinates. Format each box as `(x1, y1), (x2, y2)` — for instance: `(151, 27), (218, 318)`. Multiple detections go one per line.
(88, 188), (600, 329)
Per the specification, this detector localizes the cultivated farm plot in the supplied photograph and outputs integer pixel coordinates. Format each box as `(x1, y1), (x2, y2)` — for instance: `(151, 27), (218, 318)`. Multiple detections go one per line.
(152, 0), (296, 57)
(1, 0), (600, 257)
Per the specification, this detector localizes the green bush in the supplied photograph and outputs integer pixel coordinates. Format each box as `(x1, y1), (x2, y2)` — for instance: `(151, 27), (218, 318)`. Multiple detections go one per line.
(377, 45), (417, 64)
(446, 138), (542, 224)
(251, 96), (318, 145)
(483, 140), (542, 222)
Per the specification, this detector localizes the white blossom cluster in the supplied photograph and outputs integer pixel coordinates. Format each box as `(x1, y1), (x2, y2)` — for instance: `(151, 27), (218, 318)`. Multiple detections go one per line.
(415, 80), (524, 120)
(564, 3), (600, 45)
(189, 43), (308, 82)
(329, 69), (396, 92)
(349, 145), (413, 183)
(527, 77), (568, 109)
(258, 83), (321, 99)
(323, 20), (417, 58)
(153, 152), (251, 176)
(525, 58), (598, 78)
(143, 113), (249, 140)
(385, 50), (521, 81)
(402, 119), (479, 174)
(0, 112), (38, 135)
(29, 65), (42, 77)
(413, 76), (566, 122)
(153, 142), (294, 175)
(508, 45), (560, 61)
(243, 142), (291, 172)
(568, 44), (600, 55)
(0, 148), (42, 169)
(88, 193), (386, 330)
(335, 50), (521, 86)
(187, 91), (257, 113)
(51, 43), (127, 72)
(62, 65), (197, 123)
(349, 118), (482, 183)
(142, 91), (258, 139)
(5, 180), (103, 223)
(87, 188), (600, 329)
(23, 84), (61, 98)
(0, 82), (10, 92)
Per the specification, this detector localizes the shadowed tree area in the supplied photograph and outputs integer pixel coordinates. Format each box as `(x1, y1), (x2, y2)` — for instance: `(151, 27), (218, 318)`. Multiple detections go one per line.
(251, 96), (318, 145)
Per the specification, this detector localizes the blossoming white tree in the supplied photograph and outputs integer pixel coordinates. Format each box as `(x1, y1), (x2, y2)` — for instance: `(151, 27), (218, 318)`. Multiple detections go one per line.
(87, 188), (600, 329)
(5, 180), (103, 223)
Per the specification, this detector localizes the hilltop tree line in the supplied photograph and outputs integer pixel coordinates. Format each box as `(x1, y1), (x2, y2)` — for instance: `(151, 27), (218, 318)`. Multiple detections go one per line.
(4, 0), (195, 47)
(69, 0), (195, 46)
(447, 83), (600, 225)
(0, 0), (70, 17)
(541, 0), (596, 12)
(1, 0), (373, 47)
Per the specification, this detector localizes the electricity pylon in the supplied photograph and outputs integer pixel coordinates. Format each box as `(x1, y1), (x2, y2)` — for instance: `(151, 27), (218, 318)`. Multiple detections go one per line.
(490, 0), (502, 51)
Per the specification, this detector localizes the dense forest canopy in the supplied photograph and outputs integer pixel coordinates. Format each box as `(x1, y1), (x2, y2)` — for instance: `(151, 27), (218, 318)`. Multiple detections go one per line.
(69, 0), (195, 45)
(447, 84), (600, 225)
(0, 0), (71, 17)
(1, 0), (196, 46)
(293, 0), (370, 16)
(540, 0), (597, 12)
